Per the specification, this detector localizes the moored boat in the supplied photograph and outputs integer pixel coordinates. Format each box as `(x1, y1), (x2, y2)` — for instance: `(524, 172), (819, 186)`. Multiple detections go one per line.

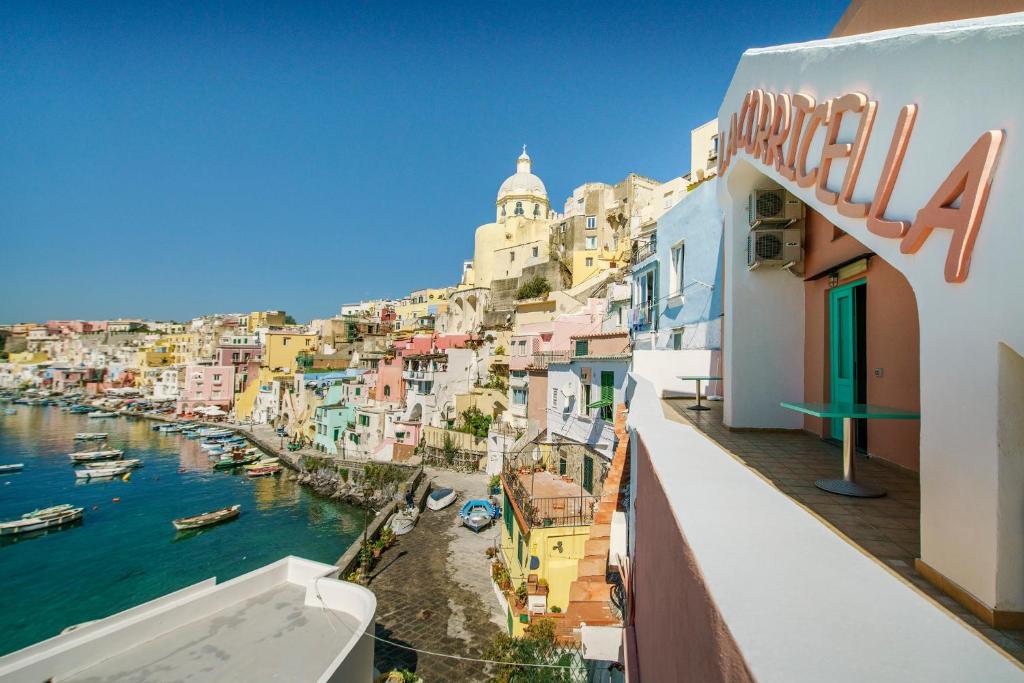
(22, 504), (74, 518)
(68, 449), (124, 463)
(75, 465), (131, 479)
(0, 463), (24, 474)
(87, 411), (116, 418)
(0, 507), (84, 536)
(2, 408), (16, 416)
(172, 504), (241, 531)
(245, 464), (282, 477)
(213, 454), (259, 469)
(243, 457), (279, 470)
(427, 487), (457, 511)
(82, 458), (141, 469)
(74, 432), (108, 441)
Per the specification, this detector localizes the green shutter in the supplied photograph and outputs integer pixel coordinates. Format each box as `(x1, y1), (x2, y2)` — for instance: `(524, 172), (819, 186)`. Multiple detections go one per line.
(504, 493), (513, 537)
(575, 339), (589, 356)
(583, 456), (594, 493)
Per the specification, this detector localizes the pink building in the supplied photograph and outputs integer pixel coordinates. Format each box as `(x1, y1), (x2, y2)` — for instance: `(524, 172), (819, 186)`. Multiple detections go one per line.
(177, 364), (235, 415)
(216, 342), (262, 394)
(373, 355), (406, 403)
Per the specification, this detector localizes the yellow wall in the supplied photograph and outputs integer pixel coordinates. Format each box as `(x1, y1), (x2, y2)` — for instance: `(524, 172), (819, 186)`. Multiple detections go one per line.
(159, 333), (195, 365)
(454, 387), (508, 419)
(137, 349), (173, 369)
(473, 215), (551, 289)
(234, 366), (290, 420)
(264, 332), (316, 372)
(248, 310), (286, 332)
(7, 351), (48, 365)
(394, 287), (454, 330)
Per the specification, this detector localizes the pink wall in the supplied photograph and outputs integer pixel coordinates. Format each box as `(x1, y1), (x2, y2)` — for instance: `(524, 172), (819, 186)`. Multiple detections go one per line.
(802, 209), (921, 471)
(374, 356), (406, 403)
(179, 365), (235, 410)
(629, 436), (755, 683)
(572, 332), (630, 356)
(402, 334), (471, 354)
(216, 344), (262, 367)
(526, 369), (548, 433)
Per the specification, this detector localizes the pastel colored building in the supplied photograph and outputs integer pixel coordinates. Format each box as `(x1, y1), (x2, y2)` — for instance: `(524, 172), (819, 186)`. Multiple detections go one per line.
(264, 330), (317, 373)
(177, 364), (235, 414)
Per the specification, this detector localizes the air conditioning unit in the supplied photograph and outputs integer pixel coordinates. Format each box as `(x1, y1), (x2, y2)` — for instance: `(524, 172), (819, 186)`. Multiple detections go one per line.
(747, 226), (803, 270)
(747, 189), (804, 227)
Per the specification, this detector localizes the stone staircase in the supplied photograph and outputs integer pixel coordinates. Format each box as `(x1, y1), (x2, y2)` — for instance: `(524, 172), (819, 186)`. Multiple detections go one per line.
(556, 404), (630, 642)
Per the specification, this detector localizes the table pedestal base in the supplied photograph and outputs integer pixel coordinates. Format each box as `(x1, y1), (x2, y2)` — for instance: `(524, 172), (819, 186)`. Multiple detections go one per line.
(815, 478), (886, 498)
(687, 405), (711, 411)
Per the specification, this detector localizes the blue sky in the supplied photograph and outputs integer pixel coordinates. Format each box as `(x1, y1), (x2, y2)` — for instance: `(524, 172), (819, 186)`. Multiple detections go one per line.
(0, 0), (847, 323)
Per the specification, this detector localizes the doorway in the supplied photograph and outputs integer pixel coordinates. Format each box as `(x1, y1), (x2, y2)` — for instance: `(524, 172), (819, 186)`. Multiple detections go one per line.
(829, 280), (867, 447)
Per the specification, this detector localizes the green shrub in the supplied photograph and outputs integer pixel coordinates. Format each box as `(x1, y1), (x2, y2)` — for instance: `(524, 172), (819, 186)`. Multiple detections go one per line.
(515, 276), (551, 300)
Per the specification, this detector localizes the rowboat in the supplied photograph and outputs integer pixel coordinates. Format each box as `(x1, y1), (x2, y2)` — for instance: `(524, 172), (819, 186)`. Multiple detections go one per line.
(1, 507), (84, 536)
(82, 458), (141, 469)
(74, 432), (108, 441)
(0, 463), (24, 474)
(245, 464), (282, 477)
(459, 499), (500, 532)
(243, 457), (279, 470)
(75, 465), (131, 479)
(68, 449), (123, 462)
(87, 411), (116, 418)
(172, 504), (241, 531)
(213, 454), (258, 469)
(388, 505), (419, 536)
(427, 487), (457, 511)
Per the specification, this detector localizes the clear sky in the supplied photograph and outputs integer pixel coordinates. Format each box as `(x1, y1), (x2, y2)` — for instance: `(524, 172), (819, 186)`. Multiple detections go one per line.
(0, 0), (848, 324)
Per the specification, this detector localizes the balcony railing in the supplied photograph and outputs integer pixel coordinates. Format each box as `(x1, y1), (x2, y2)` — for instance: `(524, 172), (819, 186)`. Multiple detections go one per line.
(529, 351), (570, 369)
(630, 236), (657, 264)
(502, 471), (599, 529)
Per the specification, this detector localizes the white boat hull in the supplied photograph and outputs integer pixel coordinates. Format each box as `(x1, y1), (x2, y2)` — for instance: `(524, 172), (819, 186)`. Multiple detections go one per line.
(427, 489), (457, 511)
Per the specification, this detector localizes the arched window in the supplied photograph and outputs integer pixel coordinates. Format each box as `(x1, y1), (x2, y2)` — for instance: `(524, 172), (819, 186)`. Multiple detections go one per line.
(501, 204), (506, 216)
(515, 201), (524, 216)
(384, 385), (391, 397)
(533, 203), (541, 217)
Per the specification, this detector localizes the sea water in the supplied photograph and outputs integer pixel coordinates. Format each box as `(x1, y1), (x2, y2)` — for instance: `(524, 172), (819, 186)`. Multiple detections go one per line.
(0, 406), (363, 656)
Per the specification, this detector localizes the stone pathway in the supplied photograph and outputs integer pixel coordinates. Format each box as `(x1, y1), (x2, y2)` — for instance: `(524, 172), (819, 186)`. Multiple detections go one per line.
(369, 469), (504, 682)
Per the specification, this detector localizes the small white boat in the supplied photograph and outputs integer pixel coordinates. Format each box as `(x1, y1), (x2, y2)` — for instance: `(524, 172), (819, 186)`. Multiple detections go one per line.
(427, 487), (457, 511)
(75, 465), (131, 479)
(82, 458), (141, 469)
(0, 463), (24, 474)
(388, 505), (419, 536)
(87, 411), (116, 418)
(0, 507), (84, 535)
(22, 504), (74, 518)
(74, 432), (108, 441)
(68, 449), (124, 462)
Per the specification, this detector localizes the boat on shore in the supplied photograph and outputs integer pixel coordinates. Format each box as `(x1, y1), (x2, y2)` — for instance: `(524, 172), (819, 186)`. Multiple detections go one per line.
(1, 507), (84, 536)
(172, 504), (241, 531)
(0, 463), (24, 474)
(388, 505), (420, 536)
(459, 499), (500, 532)
(68, 449), (124, 463)
(74, 432), (108, 441)
(427, 487), (457, 511)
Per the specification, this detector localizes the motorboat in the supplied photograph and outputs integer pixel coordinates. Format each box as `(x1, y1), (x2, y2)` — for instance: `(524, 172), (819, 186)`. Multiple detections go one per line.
(388, 505), (419, 536)
(74, 432), (108, 441)
(87, 411), (116, 418)
(0, 463), (24, 474)
(172, 504), (241, 531)
(459, 499), (500, 532)
(245, 464), (282, 477)
(75, 465), (131, 479)
(82, 458), (141, 469)
(427, 487), (457, 511)
(68, 449), (123, 462)
(1, 507), (84, 536)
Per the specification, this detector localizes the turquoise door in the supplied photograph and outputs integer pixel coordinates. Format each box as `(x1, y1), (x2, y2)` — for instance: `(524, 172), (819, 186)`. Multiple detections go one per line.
(829, 282), (861, 440)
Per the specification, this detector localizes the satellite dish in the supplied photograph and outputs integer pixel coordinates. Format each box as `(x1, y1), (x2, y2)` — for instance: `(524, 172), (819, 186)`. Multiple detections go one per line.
(560, 385), (574, 398)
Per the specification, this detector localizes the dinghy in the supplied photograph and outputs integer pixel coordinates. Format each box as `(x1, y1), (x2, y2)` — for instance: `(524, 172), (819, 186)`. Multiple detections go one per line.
(388, 505), (419, 536)
(68, 449), (123, 462)
(427, 487), (457, 511)
(74, 432), (108, 440)
(0, 463), (24, 474)
(1, 507), (83, 536)
(172, 504), (240, 531)
(459, 499), (500, 532)
(75, 465), (131, 479)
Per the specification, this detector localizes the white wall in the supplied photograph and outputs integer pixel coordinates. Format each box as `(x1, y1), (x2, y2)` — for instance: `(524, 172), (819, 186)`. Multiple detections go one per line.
(631, 349), (724, 399)
(718, 14), (1024, 611)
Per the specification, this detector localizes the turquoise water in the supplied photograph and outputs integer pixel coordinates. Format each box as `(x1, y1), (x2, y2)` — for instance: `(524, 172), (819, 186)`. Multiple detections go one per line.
(0, 406), (363, 657)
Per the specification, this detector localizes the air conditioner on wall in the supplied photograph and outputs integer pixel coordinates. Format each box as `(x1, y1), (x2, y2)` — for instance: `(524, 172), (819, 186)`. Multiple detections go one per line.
(747, 226), (803, 270)
(747, 189), (804, 228)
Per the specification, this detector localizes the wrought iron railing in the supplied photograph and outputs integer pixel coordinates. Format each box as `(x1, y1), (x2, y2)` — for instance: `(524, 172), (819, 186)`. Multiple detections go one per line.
(502, 471), (599, 529)
(630, 236), (657, 264)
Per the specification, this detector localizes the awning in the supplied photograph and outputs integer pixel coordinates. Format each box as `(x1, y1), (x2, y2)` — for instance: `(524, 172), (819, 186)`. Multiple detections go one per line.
(586, 397), (613, 410)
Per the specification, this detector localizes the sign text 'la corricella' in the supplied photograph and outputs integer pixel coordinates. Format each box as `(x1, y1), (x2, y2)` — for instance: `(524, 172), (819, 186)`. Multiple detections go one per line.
(718, 89), (1005, 283)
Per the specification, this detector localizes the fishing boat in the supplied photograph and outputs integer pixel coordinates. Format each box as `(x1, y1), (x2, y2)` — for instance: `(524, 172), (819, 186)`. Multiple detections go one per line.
(172, 504), (241, 531)
(82, 458), (141, 469)
(0, 463), (24, 474)
(75, 465), (131, 479)
(23, 504), (74, 518)
(68, 449), (123, 462)
(427, 487), (457, 511)
(87, 411), (116, 418)
(245, 464), (282, 478)
(388, 505), (420, 536)
(1, 507), (84, 536)
(74, 432), (108, 441)
(212, 454), (259, 469)
(459, 499), (500, 532)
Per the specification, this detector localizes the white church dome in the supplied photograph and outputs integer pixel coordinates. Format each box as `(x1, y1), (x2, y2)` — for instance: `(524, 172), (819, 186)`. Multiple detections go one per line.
(497, 147), (548, 202)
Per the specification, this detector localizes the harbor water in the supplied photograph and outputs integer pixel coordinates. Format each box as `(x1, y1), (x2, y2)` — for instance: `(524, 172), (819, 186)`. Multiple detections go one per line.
(0, 406), (364, 657)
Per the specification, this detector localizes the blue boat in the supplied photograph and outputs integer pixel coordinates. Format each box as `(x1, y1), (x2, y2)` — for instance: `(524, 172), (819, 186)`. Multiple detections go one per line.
(458, 499), (500, 532)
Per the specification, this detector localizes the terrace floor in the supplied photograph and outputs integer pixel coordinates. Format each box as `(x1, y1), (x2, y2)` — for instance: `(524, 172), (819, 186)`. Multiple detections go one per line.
(662, 397), (1024, 665)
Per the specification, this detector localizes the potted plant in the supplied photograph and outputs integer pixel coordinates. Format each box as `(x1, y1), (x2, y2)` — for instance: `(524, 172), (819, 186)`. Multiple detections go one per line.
(379, 526), (396, 549)
(372, 538), (385, 559)
(515, 581), (528, 608)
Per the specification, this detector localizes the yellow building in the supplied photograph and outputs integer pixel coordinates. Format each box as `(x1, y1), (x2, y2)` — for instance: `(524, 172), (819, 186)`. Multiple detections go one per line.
(394, 287), (455, 332)
(7, 351), (48, 365)
(263, 331), (317, 373)
(159, 332), (195, 366)
(247, 310), (287, 332)
(472, 148), (556, 290)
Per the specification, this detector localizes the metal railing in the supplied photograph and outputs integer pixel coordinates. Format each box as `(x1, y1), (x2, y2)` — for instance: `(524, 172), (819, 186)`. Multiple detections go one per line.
(502, 471), (599, 529)
(631, 236), (657, 264)
(529, 351), (570, 368)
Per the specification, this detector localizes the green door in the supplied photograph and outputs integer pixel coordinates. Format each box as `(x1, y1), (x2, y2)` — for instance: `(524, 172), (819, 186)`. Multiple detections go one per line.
(583, 455), (594, 493)
(829, 282), (861, 440)
(600, 371), (614, 420)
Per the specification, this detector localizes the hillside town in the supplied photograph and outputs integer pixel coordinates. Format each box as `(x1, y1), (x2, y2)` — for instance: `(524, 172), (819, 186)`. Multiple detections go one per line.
(2, 1), (1024, 682)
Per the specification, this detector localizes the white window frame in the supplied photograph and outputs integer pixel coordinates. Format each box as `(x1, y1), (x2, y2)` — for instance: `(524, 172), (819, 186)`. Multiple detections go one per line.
(671, 327), (685, 350)
(585, 257), (594, 267)
(585, 236), (597, 251)
(669, 241), (685, 300)
(586, 215), (596, 229)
